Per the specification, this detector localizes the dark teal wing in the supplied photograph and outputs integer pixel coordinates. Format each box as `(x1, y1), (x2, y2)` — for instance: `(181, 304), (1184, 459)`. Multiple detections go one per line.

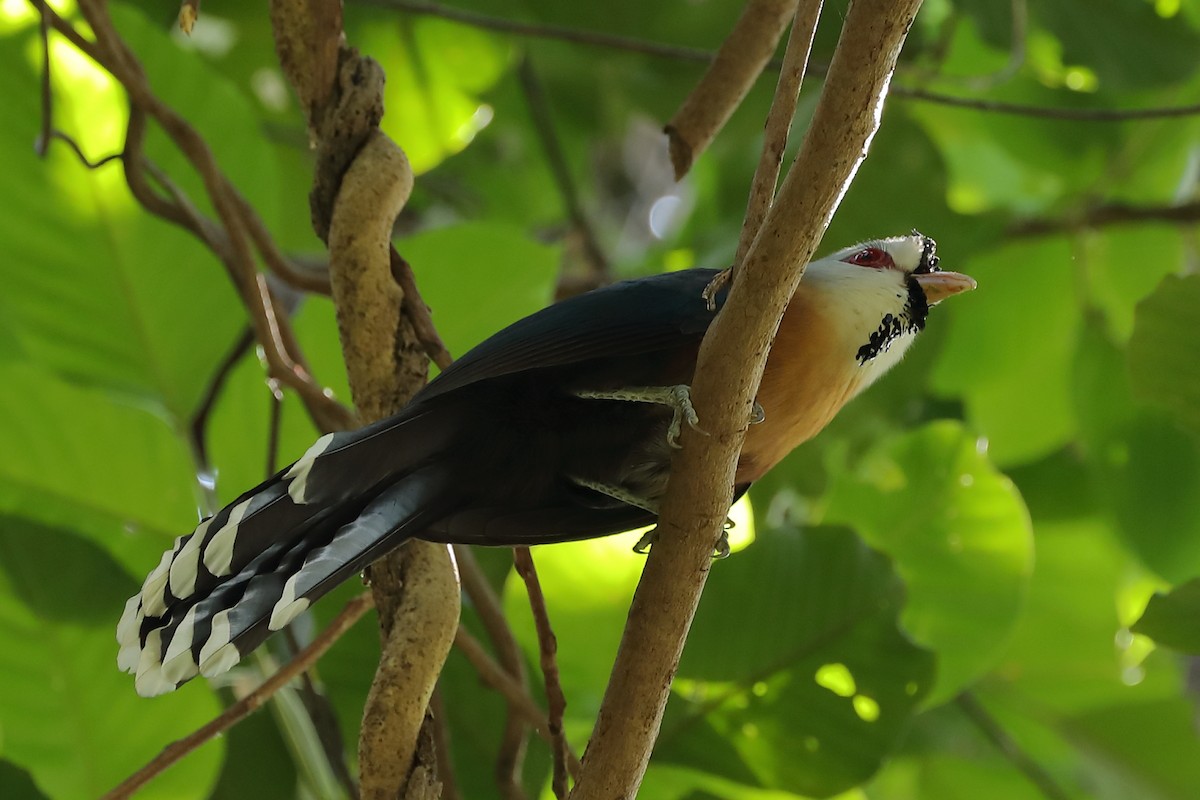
(414, 268), (725, 403)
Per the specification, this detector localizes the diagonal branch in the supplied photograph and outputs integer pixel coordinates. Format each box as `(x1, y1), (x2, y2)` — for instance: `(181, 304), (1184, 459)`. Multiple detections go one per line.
(569, 1), (925, 796)
(665, 0), (799, 180)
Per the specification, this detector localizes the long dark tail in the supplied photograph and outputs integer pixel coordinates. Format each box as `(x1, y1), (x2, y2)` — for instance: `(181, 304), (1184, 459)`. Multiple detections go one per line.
(117, 406), (461, 697)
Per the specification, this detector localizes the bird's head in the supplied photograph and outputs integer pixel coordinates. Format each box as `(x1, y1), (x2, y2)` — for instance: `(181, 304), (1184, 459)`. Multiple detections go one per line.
(799, 231), (975, 380)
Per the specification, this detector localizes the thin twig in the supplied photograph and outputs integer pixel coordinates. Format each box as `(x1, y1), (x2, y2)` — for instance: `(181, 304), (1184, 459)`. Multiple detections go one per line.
(189, 327), (255, 469)
(390, 248), (454, 371)
(43, 130), (123, 169)
(956, 693), (1072, 800)
(899, 87), (1200, 120)
(1008, 199), (1200, 237)
(34, 0), (52, 156)
(232, 190), (334, 295)
(665, 0), (798, 179)
(516, 56), (610, 294)
(101, 594), (376, 800)
(454, 628), (583, 779)
(734, 0), (823, 268)
(358, 0), (722, 65)
(429, 688), (462, 800)
(454, 547), (530, 798)
(511, 547), (570, 799)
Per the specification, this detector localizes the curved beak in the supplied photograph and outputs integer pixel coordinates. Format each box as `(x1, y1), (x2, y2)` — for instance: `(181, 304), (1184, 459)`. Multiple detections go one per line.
(913, 271), (976, 304)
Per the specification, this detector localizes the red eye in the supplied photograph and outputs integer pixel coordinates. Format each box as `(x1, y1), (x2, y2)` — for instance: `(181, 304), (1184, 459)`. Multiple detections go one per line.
(844, 247), (894, 269)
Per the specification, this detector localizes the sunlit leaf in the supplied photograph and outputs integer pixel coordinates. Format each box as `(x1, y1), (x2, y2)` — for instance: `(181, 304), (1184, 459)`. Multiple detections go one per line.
(821, 421), (1033, 706)
(0, 547), (222, 800)
(658, 526), (934, 797)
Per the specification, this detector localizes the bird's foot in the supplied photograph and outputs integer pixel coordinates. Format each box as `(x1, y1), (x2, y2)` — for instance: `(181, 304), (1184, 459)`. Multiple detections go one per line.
(574, 385), (707, 449)
(632, 526), (731, 559)
(568, 476), (659, 515)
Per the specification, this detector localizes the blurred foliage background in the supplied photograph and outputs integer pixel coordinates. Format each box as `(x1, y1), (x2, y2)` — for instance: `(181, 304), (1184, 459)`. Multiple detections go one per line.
(1, 0), (1200, 798)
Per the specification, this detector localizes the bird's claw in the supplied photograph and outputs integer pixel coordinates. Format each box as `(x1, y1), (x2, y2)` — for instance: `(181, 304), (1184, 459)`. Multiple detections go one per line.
(665, 385), (707, 449)
(631, 527), (731, 559)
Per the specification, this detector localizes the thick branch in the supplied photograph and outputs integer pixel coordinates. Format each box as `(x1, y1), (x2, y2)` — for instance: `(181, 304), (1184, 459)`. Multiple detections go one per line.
(570, 2), (924, 797)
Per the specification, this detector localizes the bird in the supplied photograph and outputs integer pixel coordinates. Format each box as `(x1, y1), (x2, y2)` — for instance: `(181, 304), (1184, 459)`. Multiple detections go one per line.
(117, 231), (974, 697)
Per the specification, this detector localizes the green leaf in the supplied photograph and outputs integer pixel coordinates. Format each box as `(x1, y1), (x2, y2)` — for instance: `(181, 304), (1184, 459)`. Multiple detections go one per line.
(0, 517), (137, 625)
(1132, 579), (1200, 654)
(353, 16), (512, 174)
(0, 759), (48, 800)
(0, 14), (251, 422)
(0, 569), (222, 800)
(1065, 699), (1200, 799)
(931, 238), (1082, 465)
(659, 526), (934, 797)
(1129, 274), (1200, 436)
(0, 362), (198, 572)
(403, 221), (561, 360)
(1034, 0), (1200, 90)
(1074, 323), (1200, 580)
(822, 421), (1034, 706)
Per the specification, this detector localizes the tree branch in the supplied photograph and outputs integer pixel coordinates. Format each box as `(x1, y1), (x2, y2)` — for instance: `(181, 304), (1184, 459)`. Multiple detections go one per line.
(569, 2), (925, 796)
(267, 4), (461, 797)
(1007, 199), (1200, 237)
(734, 0), (823, 267)
(665, 0), (799, 180)
(512, 547), (570, 798)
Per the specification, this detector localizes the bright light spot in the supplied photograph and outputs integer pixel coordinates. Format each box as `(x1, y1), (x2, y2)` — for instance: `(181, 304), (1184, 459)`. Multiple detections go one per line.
(171, 13), (237, 57)
(1155, 0), (1181, 17)
(975, 437), (990, 455)
(905, 681), (920, 696)
(251, 68), (290, 112)
(197, 470), (217, 491)
(853, 695), (880, 722)
(647, 194), (684, 240)
(815, 663), (857, 698)
(1121, 665), (1145, 686)
(1063, 67), (1098, 93)
(453, 103), (494, 147)
(725, 494), (756, 553)
(662, 248), (694, 273)
(741, 722), (759, 739)
(2, 0), (72, 32)
(751, 681), (769, 697)
(959, 473), (974, 487)
(947, 183), (988, 215)
(1114, 628), (1134, 649)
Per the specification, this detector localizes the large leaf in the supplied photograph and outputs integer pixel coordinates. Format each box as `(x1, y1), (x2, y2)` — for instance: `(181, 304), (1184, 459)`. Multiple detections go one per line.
(658, 526), (934, 798)
(0, 14), (254, 421)
(0, 534), (222, 800)
(1129, 273), (1200, 436)
(931, 238), (1082, 466)
(821, 421), (1033, 706)
(0, 361), (198, 572)
(1074, 322), (1200, 580)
